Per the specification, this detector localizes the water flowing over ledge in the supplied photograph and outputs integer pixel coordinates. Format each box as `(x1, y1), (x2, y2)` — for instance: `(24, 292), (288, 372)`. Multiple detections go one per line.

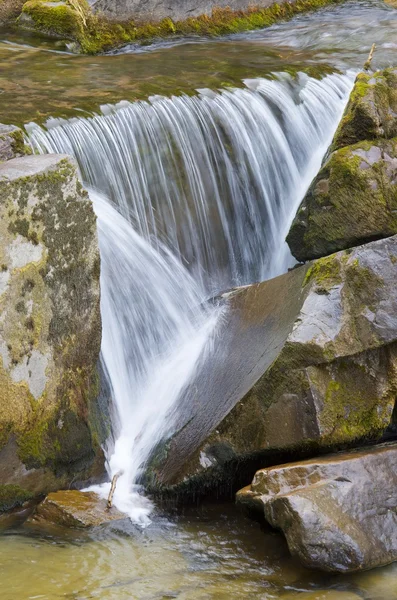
(27, 72), (354, 522)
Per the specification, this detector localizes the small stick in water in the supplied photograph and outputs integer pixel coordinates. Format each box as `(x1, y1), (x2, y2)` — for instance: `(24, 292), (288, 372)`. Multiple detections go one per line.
(364, 44), (376, 71)
(107, 471), (123, 510)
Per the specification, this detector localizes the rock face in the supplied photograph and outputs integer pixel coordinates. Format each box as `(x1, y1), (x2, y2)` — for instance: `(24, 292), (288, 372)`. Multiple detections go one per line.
(332, 69), (397, 151)
(149, 235), (397, 491)
(0, 154), (104, 500)
(287, 69), (397, 262)
(0, 124), (31, 163)
(30, 490), (125, 528)
(237, 443), (397, 573)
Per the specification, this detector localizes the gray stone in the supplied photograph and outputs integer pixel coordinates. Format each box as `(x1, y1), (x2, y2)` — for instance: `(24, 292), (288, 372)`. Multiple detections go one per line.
(0, 154), (104, 500)
(148, 236), (397, 491)
(237, 443), (397, 573)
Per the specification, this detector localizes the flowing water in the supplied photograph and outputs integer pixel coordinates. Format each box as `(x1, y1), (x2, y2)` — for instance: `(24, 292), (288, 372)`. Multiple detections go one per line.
(1, 0), (397, 596)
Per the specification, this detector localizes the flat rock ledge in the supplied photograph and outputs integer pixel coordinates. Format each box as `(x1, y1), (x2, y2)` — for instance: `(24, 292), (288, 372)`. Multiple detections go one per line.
(237, 443), (397, 573)
(29, 490), (126, 528)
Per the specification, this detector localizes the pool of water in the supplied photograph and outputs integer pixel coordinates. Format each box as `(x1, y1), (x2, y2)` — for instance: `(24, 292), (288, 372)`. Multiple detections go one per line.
(1, 503), (397, 600)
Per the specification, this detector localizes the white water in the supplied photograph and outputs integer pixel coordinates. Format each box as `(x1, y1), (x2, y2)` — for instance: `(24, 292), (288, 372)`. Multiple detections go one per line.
(27, 72), (354, 522)
(88, 192), (221, 523)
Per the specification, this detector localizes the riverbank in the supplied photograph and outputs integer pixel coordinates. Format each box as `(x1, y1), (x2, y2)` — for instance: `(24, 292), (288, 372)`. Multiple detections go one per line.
(3, 0), (346, 54)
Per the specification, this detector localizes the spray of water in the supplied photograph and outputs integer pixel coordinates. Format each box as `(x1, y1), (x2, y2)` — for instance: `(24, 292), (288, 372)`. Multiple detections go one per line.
(27, 72), (354, 522)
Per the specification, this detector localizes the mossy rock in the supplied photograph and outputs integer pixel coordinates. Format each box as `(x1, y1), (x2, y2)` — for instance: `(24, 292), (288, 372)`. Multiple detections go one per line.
(287, 138), (397, 262)
(0, 124), (31, 162)
(0, 155), (104, 496)
(19, 0), (88, 39)
(18, 0), (345, 54)
(0, 484), (33, 512)
(332, 69), (397, 151)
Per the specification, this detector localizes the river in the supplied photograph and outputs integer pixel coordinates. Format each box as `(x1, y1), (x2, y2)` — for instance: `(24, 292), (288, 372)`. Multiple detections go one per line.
(1, 1), (397, 598)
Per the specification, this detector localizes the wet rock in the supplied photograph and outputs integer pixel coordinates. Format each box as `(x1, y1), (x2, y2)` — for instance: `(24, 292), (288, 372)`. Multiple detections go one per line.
(29, 490), (125, 528)
(0, 124), (31, 162)
(332, 69), (397, 151)
(148, 236), (397, 491)
(286, 138), (397, 262)
(237, 443), (397, 573)
(0, 155), (104, 500)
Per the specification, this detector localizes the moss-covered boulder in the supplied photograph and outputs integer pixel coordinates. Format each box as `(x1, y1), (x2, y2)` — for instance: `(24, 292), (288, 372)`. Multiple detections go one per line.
(148, 235), (397, 493)
(0, 124), (31, 163)
(332, 69), (397, 151)
(237, 443), (397, 573)
(286, 138), (397, 262)
(0, 154), (104, 502)
(19, 0), (88, 39)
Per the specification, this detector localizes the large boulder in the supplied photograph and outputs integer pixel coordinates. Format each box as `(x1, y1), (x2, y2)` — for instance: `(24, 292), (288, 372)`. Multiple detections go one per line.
(286, 138), (397, 262)
(148, 235), (397, 492)
(287, 68), (397, 262)
(0, 154), (104, 501)
(237, 443), (397, 573)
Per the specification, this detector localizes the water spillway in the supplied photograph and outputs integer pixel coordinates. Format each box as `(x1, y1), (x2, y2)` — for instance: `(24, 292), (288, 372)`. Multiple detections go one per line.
(28, 71), (353, 521)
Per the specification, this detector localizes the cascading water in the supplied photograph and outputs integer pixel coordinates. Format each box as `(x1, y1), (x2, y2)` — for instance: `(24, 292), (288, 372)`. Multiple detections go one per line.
(27, 71), (354, 522)
(28, 71), (354, 291)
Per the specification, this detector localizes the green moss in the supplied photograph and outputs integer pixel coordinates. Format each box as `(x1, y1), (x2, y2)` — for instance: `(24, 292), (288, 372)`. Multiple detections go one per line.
(333, 68), (397, 151)
(20, 0), (88, 38)
(303, 253), (342, 290)
(0, 484), (33, 513)
(18, 0), (345, 54)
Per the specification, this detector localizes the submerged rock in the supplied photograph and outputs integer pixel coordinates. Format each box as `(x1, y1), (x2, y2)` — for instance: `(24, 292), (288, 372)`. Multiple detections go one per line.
(0, 124), (31, 162)
(148, 235), (397, 492)
(30, 490), (125, 528)
(286, 138), (397, 261)
(0, 154), (104, 501)
(237, 443), (397, 573)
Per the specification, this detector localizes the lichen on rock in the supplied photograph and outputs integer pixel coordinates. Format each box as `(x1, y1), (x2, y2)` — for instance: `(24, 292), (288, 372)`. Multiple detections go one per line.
(0, 154), (104, 502)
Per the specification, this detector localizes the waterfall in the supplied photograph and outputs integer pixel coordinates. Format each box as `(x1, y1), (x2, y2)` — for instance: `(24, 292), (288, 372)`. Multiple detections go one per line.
(27, 71), (353, 522)
(28, 71), (353, 292)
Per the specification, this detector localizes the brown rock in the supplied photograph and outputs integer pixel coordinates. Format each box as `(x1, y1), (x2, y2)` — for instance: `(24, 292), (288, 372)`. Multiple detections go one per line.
(30, 490), (125, 528)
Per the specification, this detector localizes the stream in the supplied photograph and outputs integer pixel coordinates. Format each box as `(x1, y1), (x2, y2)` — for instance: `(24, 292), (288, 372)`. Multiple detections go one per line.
(1, 0), (397, 598)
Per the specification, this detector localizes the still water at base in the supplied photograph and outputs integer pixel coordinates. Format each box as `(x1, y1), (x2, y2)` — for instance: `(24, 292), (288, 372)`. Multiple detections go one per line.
(1, 504), (397, 600)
